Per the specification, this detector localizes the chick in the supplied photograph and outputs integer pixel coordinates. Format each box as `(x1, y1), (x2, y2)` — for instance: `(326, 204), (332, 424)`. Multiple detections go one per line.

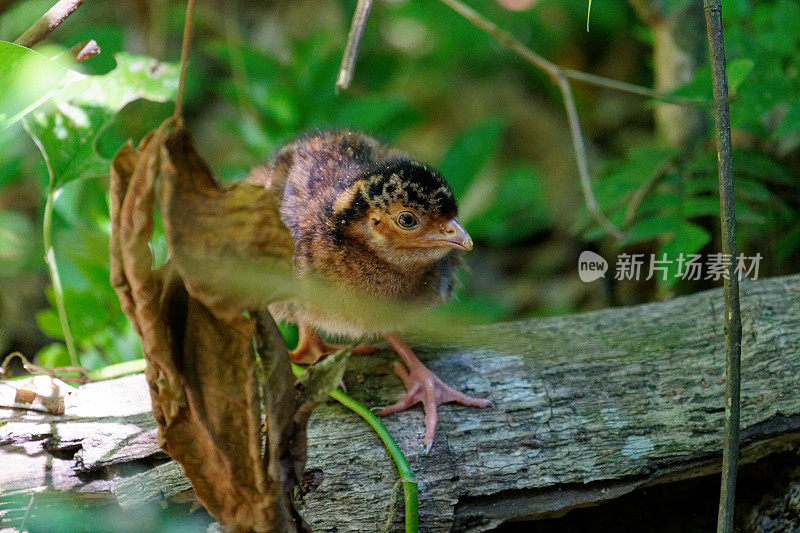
(247, 130), (491, 449)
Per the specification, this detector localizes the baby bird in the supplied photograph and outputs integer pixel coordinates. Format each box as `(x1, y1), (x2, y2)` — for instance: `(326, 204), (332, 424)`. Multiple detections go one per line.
(247, 130), (491, 450)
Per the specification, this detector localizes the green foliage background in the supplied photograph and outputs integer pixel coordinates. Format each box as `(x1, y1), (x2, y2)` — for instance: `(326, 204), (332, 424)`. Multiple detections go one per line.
(0, 0), (798, 373)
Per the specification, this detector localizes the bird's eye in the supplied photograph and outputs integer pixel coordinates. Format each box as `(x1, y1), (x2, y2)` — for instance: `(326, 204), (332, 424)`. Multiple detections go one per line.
(396, 211), (419, 229)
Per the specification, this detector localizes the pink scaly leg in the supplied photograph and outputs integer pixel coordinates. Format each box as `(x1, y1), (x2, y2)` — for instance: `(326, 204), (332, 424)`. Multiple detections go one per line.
(373, 333), (492, 453)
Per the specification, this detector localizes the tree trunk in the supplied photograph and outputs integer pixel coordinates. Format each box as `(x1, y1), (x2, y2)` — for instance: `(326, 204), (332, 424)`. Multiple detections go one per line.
(629, 0), (707, 147)
(2, 274), (800, 532)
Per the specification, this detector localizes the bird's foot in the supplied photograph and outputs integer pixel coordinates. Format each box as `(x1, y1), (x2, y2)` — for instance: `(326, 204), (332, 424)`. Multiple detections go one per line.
(373, 359), (492, 453)
(289, 323), (376, 364)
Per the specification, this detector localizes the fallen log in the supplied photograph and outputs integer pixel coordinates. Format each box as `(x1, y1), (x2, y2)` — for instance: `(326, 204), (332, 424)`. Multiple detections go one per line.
(2, 274), (800, 532)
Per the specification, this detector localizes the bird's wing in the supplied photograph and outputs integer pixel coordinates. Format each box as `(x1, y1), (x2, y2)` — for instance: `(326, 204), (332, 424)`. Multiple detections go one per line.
(158, 128), (297, 313)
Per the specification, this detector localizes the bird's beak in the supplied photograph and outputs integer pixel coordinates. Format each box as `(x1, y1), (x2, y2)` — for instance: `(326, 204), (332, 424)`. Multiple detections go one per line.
(427, 218), (473, 251)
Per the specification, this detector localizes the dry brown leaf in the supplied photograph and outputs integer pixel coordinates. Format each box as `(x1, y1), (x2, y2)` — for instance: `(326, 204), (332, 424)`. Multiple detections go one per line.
(110, 123), (311, 532)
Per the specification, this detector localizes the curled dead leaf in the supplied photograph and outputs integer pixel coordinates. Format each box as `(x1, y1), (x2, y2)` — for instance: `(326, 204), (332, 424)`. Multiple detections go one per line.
(110, 123), (317, 532)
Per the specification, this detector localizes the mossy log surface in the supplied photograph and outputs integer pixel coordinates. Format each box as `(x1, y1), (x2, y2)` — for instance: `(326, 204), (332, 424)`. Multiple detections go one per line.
(2, 274), (800, 532)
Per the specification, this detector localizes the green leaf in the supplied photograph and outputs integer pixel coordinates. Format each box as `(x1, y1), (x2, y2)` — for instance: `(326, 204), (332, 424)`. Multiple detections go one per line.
(775, 225), (800, 263)
(657, 221), (712, 287)
(669, 58), (752, 102)
(278, 322), (299, 350)
(0, 41), (83, 130)
(683, 197), (720, 218)
(0, 210), (37, 277)
(467, 164), (551, 245)
(593, 145), (679, 213)
(635, 189), (682, 219)
(36, 309), (63, 339)
(732, 148), (796, 185)
(96, 99), (174, 159)
(40, 286), (113, 342)
(35, 342), (72, 368)
(438, 117), (505, 198)
(736, 178), (774, 203)
(670, 65), (712, 100)
(622, 214), (682, 246)
(664, 222), (712, 255)
(334, 96), (417, 140)
(727, 58), (754, 94)
(23, 53), (178, 188)
(776, 101), (800, 138)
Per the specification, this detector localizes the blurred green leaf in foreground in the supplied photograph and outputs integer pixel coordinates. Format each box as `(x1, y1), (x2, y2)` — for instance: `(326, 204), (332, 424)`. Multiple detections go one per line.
(0, 41), (83, 130)
(23, 53), (178, 188)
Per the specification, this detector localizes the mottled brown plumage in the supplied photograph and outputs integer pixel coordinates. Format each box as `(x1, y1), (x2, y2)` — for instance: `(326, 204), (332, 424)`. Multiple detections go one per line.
(248, 130), (491, 450)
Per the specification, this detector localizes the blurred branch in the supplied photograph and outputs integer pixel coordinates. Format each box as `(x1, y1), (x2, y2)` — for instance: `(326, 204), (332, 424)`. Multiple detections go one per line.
(173, 0), (196, 122)
(332, 0), (709, 241)
(58, 39), (100, 62)
(437, 0), (626, 241)
(0, 352), (88, 385)
(68, 39), (100, 61)
(437, 0), (702, 106)
(624, 159), (673, 225)
(562, 67), (710, 106)
(703, 0), (742, 530)
(223, 1), (259, 122)
(14, 0), (87, 48)
(337, 0), (372, 90)
(555, 74), (625, 240)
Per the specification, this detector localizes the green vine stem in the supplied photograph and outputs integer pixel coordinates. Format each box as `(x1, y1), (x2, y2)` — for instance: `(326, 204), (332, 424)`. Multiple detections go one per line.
(86, 359), (146, 381)
(85, 358), (419, 532)
(292, 362), (419, 533)
(42, 183), (79, 367)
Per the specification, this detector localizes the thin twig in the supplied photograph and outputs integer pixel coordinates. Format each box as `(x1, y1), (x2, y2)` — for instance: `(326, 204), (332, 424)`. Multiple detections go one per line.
(562, 68), (712, 107)
(586, 0), (592, 32)
(173, 0), (197, 122)
(14, 0), (87, 48)
(555, 74), (625, 240)
(68, 39), (100, 62)
(0, 352), (88, 385)
(223, 0), (259, 122)
(439, 0), (554, 73)
(55, 39), (100, 63)
(704, 1), (742, 532)
(337, 0), (373, 90)
(624, 159), (673, 225)
(438, 0), (625, 240)
(437, 0), (701, 105)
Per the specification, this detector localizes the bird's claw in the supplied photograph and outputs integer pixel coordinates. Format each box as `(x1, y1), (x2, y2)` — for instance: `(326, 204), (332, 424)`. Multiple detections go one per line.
(373, 361), (492, 452)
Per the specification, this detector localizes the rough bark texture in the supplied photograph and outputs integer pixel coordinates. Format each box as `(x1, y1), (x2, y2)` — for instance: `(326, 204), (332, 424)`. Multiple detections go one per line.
(2, 274), (800, 532)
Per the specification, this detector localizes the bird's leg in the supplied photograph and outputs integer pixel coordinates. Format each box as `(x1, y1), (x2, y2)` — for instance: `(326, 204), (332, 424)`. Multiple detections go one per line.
(288, 322), (376, 364)
(373, 333), (492, 452)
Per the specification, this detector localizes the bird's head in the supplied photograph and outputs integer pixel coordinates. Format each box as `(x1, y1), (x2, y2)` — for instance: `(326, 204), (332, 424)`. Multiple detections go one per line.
(329, 159), (472, 268)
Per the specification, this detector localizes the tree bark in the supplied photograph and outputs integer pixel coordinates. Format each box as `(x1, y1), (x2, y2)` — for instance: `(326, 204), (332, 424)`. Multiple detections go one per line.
(2, 274), (800, 532)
